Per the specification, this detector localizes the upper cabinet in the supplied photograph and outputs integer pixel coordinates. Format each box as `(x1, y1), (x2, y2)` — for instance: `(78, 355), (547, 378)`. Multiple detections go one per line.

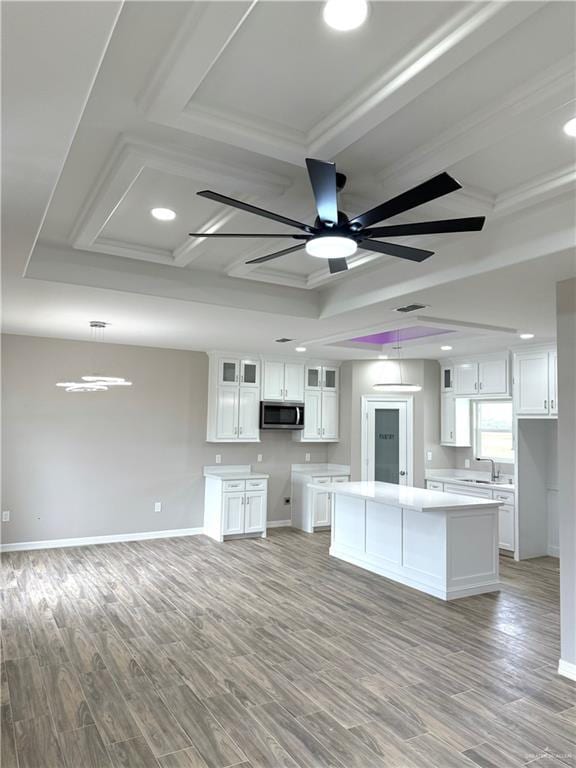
(305, 365), (338, 392)
(208, 355), (261, 442)
(296, 364), (340, 442)
(514, 348), (557, 417)
(447, 355), (510, 397)
(218, 358), (259, 388)
(263, 361), (304, 401)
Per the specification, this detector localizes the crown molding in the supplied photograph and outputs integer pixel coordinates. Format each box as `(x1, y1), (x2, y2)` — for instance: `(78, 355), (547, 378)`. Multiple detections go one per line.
(494, 163), (576, 218)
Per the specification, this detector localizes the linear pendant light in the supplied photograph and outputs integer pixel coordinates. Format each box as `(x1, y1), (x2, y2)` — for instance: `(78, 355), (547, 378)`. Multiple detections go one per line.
(373, 331), (422, 392)
(56, 321), (132, 392)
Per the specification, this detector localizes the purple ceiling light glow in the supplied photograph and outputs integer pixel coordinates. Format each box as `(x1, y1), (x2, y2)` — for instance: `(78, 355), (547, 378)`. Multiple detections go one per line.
(351, 325), (454, 345)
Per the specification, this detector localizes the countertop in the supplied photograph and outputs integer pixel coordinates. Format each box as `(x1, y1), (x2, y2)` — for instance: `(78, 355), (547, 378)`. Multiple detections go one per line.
(308, 481), (500, 512)
(425, 470), (515, 492)
(203, 465), (269, 480)
(291, 463), (350, 476)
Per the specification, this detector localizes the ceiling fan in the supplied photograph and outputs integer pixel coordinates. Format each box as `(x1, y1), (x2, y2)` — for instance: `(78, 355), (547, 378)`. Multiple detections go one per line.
(188, 159), (486, 275)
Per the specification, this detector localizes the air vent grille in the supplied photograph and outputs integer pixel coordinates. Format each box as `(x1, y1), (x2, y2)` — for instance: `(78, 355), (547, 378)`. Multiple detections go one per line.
(275, 338), (294, 343)
(394, 303), (428, 313)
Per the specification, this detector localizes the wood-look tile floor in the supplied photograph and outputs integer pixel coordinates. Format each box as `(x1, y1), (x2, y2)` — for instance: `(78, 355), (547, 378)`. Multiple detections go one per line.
(1, 530), (574, 768)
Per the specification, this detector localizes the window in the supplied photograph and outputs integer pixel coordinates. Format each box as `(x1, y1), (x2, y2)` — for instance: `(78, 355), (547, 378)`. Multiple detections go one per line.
(475, 401), (514, 463)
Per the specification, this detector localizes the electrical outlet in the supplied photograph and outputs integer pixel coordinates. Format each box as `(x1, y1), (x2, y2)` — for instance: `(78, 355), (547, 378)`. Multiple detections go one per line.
(464, 459), (471, 468)
(426, 450), (432, 462)
(257, 454), (263, 463)
(215, 454), (222, 464)
(305, 453), (311, 462)
(284, 497), (291, 506)
(154, 502), (162, 513)
(2, 510), (10, 523)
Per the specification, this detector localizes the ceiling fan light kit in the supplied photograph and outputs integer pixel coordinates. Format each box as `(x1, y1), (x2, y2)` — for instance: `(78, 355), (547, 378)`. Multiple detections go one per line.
(189, 157), (486, 277)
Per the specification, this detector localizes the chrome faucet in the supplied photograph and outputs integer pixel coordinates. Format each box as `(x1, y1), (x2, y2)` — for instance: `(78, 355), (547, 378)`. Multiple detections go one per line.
(475, 457), (500, 482)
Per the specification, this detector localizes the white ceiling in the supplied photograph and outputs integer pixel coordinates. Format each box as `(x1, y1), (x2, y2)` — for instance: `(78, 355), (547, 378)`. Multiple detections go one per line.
(2, 0), (575, 361)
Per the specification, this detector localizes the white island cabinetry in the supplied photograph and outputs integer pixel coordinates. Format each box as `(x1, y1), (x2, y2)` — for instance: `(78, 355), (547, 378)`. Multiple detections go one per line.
(290, 464), (351, 532)
(204, 466), (268, 542)
(323, 481), (500, 601)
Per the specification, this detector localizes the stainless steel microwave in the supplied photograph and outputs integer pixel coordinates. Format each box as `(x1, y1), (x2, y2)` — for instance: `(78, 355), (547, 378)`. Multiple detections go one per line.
(260, 401), (304, 430)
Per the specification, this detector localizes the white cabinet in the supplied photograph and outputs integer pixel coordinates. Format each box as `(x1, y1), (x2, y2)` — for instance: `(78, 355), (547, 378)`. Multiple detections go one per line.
(290, 466), (350, 532)
(305, 365), (338, 392)
(454, 363), (479, 395)
(440, 394), (471, 446)
(204, 468), (268, 542)
(303, 390), (322, 440)
(441, 366), (454, 392)
(263, 361), (304, 401)
(478, 359), (508, 395)
(296, 363), (340, 442)
(321, 391), (338, 439)
(514, 348), (557, 417)
(208, 355), (261, 442)
(311, 478), (331, 527)
(322, 367), (338, 391)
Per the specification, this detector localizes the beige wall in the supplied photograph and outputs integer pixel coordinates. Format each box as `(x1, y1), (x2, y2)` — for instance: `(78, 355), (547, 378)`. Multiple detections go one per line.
(328, 358), (451, 484)
(556, 277), (576, 670)
(1, 335), (328, 545)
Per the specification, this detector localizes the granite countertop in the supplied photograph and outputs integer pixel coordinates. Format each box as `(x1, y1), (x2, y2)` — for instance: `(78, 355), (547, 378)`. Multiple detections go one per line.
(309, 480), (500, 512)
(425, 470), (515, 492)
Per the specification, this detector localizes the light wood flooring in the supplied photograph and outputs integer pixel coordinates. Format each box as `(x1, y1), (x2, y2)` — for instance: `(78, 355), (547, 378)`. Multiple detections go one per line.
(1, 529), (574, 768)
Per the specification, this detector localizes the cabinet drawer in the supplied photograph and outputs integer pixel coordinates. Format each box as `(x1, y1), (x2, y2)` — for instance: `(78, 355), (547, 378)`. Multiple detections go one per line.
(493, 489), (514, 505)
(444, 483), (492, 498)
(312, 476), (331, 484)
(222, 479), (245, 492)
(331, 475), (350, 483)
(245, 479), (267, 491)
(426, 480), (444, 491)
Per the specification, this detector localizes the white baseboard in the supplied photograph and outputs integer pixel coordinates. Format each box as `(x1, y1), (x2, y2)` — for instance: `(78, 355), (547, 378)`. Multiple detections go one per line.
(547, 545), (560, 558)
(558, 659), (576, 681)
(267, 519), (292, 528)
(0, 527), (204, 553)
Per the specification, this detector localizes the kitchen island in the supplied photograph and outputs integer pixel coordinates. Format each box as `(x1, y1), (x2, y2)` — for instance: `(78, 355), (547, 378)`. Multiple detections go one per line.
(311, 481), (501, 600)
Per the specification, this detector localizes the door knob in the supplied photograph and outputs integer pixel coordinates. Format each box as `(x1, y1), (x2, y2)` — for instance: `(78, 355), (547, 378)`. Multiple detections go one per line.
(399, 470), (406, 476)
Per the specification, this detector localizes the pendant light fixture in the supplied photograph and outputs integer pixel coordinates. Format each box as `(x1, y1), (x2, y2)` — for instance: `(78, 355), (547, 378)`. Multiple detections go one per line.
(56, 321), (132, 392)
(372, 331), (422, 392)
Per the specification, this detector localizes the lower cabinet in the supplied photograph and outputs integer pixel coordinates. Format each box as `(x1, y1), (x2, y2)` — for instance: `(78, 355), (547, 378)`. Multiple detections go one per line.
(205, 475), (268, 541)
(312, 482), (331, 527)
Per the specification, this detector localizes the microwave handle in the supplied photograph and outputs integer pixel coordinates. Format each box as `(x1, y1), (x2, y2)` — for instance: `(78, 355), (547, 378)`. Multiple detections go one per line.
(295, 406), (301, 425)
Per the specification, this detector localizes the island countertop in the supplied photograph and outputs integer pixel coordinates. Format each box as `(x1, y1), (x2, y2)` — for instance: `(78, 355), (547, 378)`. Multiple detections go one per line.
(308, 480), (501, 513)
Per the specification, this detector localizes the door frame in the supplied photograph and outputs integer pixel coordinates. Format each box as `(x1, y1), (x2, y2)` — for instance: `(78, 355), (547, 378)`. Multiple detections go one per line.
(360, 395), (414, 484)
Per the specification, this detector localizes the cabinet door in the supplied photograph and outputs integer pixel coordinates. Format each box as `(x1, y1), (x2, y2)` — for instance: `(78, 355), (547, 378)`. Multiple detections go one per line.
(245, 492), (266, 533)
(216, 387), (239, 440)
(515, 352), (549, 415)
(321, 391), (338, 440)
(305, 365), (322, 390)
(238, 388), (259, 440)
(322, 366), (338, 391)
(240, 360), (259, 388)
(441, 366), (454, 392)
(303, 390), (322, 439)
(441, 393), (455, 444)
(263, 361), (285, 401)
(549, 351), (558, 415)
(312, 489), (331, 526)
(454, 363), (478, 395)
(479, 359), (508, 395)
(222, 493), (244, 535)
(218, 359), (239, 386)
(498, 505), (515, 550)
(284, 363), (304, 402)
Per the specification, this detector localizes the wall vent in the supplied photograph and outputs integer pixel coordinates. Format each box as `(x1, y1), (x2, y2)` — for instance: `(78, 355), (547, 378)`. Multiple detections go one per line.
(275, 338), (294, 343)
(394, 303), (428, 313)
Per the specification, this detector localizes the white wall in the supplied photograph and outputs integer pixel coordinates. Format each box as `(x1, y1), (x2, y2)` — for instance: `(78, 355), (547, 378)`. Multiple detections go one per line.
(1, 335), (328, 545)
(556, 278), (576, 676)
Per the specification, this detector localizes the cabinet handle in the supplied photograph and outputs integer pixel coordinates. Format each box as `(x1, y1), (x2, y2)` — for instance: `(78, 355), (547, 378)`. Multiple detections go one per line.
(474, 382), (478, 390)
(317, 428), (321, 435)
(322, 427), (325, 436)
(551, 400), (555, 409)
(479, 382), (483, 390)
(544, 400), (548, 410)
(239, 426), (243, 435)
(450, 431), (453, 439)
(241, 375), (244, 383)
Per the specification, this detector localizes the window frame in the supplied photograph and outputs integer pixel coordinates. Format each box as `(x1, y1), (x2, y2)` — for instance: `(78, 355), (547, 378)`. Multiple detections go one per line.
(473, 400), (515, 464)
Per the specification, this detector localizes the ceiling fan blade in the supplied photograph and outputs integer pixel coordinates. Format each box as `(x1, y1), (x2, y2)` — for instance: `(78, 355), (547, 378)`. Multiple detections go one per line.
(305, 158), (338, 225)
(359, 239), (433, 262)
(245, 244), (306, 265)
(328, 258), (348, 274)
(364, 216), (486, 238)
(197, 190), (313, 232)
(188, 232), (306, 238)
(350, 172), (462, 229)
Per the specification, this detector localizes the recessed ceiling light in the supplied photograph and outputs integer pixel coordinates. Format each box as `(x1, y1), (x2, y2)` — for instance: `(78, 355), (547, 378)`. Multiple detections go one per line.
(563, 118), (576, 137)
(151, 207), (176, 221)
(440, 345), (453, 351)
(378, 354), (388, 359)
(519, 333), (535, 340)
(295, 346), (307, 352)
(306, 236), (357, 259)
(323, 0), (368, 31)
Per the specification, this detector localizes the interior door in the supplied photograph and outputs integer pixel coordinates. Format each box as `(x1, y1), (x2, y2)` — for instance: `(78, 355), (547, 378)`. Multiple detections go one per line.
(284, 363), (304, 401)
(238, 388), (259, 440)
(263, 361), (285, 401)
(365, 401), (409, 485)
(222, 493), (244, 534)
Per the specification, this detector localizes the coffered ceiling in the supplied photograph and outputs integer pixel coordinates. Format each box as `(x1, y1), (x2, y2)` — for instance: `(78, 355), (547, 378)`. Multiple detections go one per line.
(3, 1), (575, 359)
